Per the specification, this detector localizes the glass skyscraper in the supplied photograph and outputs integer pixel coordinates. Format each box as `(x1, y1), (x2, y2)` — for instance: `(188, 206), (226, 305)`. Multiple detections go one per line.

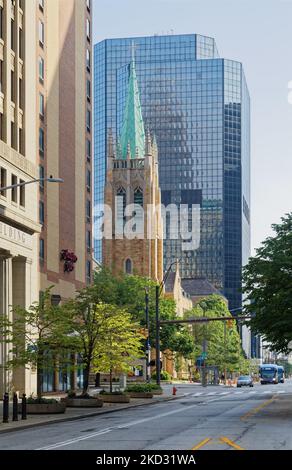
(94, 34), (250, 312)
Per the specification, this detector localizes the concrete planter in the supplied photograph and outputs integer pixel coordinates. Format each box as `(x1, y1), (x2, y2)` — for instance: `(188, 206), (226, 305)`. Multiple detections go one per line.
(18, 402), (66, 414)
(128, 392), (153, 399)
(65, 398), (103, 408)
(100, 394), (130, 403)
(152, 389), (163, 395)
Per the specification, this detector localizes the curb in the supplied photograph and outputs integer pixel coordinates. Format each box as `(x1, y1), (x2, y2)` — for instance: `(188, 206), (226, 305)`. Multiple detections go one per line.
(0, 395), (180, 435)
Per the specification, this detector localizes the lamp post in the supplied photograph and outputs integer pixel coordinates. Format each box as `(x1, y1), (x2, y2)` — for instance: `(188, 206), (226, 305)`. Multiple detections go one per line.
(145, 287), (150, 383)
(0, 175), (64, 192)
(155, 258), (182, 386)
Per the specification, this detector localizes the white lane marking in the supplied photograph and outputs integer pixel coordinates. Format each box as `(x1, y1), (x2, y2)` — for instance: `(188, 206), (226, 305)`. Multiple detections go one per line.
(219, 392), (230, 395)
(206, 392), (216, 396)
(192, 392), (203, 397)
(37, 429), (112, 450)
(37, 400), (210, 450)
(276, 390), (285, 394)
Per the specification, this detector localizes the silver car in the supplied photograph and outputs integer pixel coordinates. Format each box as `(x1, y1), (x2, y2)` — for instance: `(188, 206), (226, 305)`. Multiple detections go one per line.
(237, 375), (254, 387)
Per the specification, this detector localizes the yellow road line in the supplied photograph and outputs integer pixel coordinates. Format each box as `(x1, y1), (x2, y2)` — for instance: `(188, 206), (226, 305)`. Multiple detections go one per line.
(220, 436), (245, 450)
(240, 395), (278, 421)
(191, 437), (211, 450)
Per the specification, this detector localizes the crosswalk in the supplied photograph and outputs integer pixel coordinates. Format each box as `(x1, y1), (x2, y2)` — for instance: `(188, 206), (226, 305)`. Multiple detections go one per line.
(189, 388), (287, 398)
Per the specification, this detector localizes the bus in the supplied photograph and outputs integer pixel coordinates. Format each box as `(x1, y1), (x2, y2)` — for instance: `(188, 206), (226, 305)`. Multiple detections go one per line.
(277, 365), (285, 383)
(259, 364), (279, 384)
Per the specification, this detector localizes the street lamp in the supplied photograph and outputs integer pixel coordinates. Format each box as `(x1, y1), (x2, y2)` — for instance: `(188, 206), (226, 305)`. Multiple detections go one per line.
(0, 175), (64, 192)
(155, 258), (182, 386)
(145, 287), (150, 383)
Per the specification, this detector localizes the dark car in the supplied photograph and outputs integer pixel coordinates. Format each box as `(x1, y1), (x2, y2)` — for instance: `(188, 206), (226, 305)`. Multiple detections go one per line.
(237, 375), (254, 387)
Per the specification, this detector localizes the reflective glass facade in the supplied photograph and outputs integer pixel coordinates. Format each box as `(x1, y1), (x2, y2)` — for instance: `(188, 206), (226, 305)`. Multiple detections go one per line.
(94, 34), (250, 311)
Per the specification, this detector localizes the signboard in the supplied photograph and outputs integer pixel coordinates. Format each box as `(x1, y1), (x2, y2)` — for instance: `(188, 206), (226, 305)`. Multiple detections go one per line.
(0, 221), (32, 249)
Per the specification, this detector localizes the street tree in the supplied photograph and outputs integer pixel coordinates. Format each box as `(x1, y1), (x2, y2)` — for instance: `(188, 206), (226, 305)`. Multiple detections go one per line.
(242, 213), (292, 353)
(94, 310), (144, 393)
(0, 288), (72, 400)
(185, 295), (247, 375)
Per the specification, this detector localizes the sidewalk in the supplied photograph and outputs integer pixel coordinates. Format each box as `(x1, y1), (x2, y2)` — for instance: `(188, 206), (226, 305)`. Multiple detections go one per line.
(0, 393), (178, 435)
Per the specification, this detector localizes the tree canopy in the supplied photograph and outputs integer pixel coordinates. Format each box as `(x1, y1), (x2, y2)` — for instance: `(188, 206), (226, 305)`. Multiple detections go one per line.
(185, 295), (249, 375)
(242, 213), (292, 353)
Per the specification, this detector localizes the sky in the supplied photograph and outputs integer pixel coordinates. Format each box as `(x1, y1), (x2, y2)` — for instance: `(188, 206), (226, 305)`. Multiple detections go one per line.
(92, 0), (292, 253)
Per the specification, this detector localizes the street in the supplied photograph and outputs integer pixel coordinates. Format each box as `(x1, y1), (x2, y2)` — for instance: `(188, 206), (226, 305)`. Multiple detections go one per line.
(0, 380), (292, 450)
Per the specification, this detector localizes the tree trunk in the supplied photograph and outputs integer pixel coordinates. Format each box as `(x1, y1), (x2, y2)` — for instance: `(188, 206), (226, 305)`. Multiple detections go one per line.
(83, 363), (90, 396)
(37, 351), (43, 401)
(109, 369), (112, 394)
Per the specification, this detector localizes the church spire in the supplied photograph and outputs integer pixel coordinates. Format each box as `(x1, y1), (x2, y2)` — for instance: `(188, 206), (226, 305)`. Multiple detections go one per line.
(119, 46), (145, 160)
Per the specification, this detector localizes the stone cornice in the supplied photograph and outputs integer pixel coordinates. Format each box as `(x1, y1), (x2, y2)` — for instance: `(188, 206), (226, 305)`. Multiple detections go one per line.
(0, 140), (38, 178)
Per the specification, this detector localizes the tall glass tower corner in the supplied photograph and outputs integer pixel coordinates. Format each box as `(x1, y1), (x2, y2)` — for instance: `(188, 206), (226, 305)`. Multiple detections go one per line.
(93, 33), (251, 313)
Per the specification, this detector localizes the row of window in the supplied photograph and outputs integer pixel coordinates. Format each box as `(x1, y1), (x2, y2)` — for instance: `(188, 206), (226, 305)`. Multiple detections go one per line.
(0, 166), (25, 207)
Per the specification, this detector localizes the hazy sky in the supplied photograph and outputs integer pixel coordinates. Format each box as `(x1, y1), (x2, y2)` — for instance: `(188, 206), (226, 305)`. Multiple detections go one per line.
(92, 0), (292, 253)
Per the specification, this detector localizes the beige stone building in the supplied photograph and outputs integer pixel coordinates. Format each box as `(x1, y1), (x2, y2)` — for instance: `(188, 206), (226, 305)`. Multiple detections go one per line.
(0, 0), (92, 396)
(103, 58), (163, 283)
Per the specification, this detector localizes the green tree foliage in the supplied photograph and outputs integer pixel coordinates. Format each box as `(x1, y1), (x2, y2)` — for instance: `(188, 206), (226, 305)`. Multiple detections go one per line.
(242, 213), (292, 353)
(64, 289), (142, 395)
(94, 309), (143, 393)
(185, 295), (248, 375)
(93, 268), (194, 358)
(0, 289), (72, 399)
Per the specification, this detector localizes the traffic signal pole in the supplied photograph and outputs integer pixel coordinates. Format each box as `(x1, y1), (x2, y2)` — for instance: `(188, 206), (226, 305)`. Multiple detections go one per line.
(155, 285), (161, 386)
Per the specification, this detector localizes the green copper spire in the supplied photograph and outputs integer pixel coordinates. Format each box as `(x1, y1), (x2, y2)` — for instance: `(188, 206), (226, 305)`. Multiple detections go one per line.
(119, 52), (145, 159)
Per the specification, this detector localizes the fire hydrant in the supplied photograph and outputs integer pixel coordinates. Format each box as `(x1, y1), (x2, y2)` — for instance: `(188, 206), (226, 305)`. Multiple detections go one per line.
(172, 386), (177, 396)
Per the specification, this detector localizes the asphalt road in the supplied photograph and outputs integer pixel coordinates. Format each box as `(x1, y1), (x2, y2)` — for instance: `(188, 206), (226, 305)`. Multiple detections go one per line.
(1, 380), (292, 450)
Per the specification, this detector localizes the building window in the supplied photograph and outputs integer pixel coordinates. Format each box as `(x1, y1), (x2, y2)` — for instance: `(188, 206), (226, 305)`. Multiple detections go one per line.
(39, 93), (44, 118)
(39, 128), (44, 156)
(11, 19), (15, 51)
(39, 57), (44, 83)
(0, 167), (7, 197)
(116, 187), (126, 230)
(39, 165), (45, 191)
(11, 71), (15, 102)
(86, 49), (90, 71)
(19, 180), (25, 207)
(86, 109), (91, 133)
(39, 20), (44, 47)
(19, 28), (24, 60)
(0, 60), (3, 94)
(86, 230), (91, 252)
(11, 174), (17, 203)
(134, 187), (143, 207)
(39, 200), (44, 225)
(86, 19), (90, 41)
(19, 128), (24, 155)
(19, 78), (24, 110)
(39, 238), (45, 262)
(86, 139), (91, 162)
(125, 259), (132, 275)
(86, 260), (91, 284)
(0, 7), (3, 41)
(0, 112), (4, 141)
(11, 122), (16, 150)
(86, 199), (91, 222)
(86, 79), (91, 102)
(86, 169), (91, 192)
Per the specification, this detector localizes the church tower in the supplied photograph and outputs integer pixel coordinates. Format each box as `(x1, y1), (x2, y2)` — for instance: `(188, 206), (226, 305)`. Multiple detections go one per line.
(103, 57), (163, 283)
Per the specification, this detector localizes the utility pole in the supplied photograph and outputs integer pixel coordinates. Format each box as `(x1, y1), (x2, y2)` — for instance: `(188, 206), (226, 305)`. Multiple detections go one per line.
(155, 285), (160, 386)
(145, 288), (150, 383)
(224, 320), (227, 385)
(202, 309), (207, 387)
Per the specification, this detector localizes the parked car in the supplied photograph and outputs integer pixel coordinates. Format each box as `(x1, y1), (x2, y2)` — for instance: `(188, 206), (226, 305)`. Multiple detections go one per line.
(237, 375), (254, 387)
